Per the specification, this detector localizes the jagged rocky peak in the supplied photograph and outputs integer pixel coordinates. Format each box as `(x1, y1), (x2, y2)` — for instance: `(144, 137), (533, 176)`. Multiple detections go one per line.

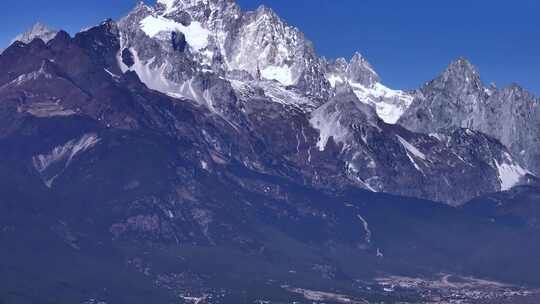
(12, 22), (59, 44)
(502, 83), (535, 97)
(157, 0), (241, 27)
(79, 19), (119, 38)
(399, 56), (540, 176)
(117, 0), (413, 120)
(332, 81), (380, 122)
(157, 0), (237, 11)
(228, 3), (325, 90)
(117, 0), (330, 105)
(348, 52), (381, 87)
(326, 52), (380, 88)
(309, 81), (380, 153)
(429, 57), (484, 93)
(325, 53), (414, 124)
(399, 57), (488, 133)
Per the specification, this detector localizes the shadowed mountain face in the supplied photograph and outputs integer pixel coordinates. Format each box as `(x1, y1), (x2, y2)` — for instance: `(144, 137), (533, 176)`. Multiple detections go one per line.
(2, 19), (535, 207)
(1, 1), (540, 303)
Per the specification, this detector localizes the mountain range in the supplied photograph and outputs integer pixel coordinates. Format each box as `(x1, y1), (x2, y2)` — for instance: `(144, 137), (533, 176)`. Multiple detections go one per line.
(1, 0), (540, 303)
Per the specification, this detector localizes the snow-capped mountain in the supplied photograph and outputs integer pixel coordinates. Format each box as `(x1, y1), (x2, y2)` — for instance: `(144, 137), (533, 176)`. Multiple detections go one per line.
(12, 22), (58, 44)
(115, 0), (414, 118)
(309, 84), (534, 203)
(399, 58), (540, 175)
(117, 0), (330, 111)
(324, 53), (414, 124)
(3, 1), (540, 302)
(2, 0), (537, 206)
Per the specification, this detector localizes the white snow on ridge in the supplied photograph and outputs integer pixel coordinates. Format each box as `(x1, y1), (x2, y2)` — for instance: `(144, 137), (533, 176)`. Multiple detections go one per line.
(325, 69), (414, 124)
(494, 154), (530, 191)
(12, 22), (58, 44)
(349, 82), (414, 124)
(140, 16), (210, 51)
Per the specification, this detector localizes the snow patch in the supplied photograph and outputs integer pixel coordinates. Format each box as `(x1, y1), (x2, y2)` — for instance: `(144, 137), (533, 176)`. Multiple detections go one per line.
(260, 65), (294, 86)
(397, 135), (427, 173)
(327, 74), (345, 87)
(119, 47), (179, 98)
(494, 154), (530, 191)
(200, 160), (209, 170)
(104, 68), (120, 79)
(32, 133), (100, 187)
(396, 135), (426, 160)
(6, 62), (53, 87)
(140, 15), (210, 51)
(310, 106), (350, 151)
(350, 82), (414, 124)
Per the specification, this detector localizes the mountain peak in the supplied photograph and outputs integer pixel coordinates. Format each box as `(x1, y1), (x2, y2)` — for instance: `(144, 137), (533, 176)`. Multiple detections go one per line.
(12, 22), (58, 44)
(156, 0), (178, 12)
(501, 83), (538, 101)
(430, 57), (483, 92)
(347, 52), (380, 87)
(445, 57), (480, 79)
(350, 51), (368, 62)
(448, 57), (478, 73)
(326, 52), (381, 88)
(255, 4), (276, 15)
(506, 82), (525, 92)
(157, 0), (239, 14)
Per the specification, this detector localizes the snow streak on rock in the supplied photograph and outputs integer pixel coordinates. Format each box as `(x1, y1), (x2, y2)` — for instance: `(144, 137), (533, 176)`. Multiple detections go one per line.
(32, 134), (100, 187)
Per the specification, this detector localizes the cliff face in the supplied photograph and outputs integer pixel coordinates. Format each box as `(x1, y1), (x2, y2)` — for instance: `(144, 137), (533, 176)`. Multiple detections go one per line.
(399, 58), (540, 175)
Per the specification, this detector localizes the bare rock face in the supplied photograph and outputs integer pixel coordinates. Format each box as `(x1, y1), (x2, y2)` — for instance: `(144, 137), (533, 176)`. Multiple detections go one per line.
(309, 84), (534, 205)
(345, 52), (381, 87)
(399, 58), (488, 133)
(399, 58), (540, 175)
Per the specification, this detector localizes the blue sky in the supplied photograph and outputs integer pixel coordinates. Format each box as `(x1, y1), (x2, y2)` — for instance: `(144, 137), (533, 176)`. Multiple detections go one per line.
(1, 0), (538, 94)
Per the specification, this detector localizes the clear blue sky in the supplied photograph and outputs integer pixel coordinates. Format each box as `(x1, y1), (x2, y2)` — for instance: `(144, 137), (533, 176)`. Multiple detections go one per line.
(1, 0), (538, 94)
